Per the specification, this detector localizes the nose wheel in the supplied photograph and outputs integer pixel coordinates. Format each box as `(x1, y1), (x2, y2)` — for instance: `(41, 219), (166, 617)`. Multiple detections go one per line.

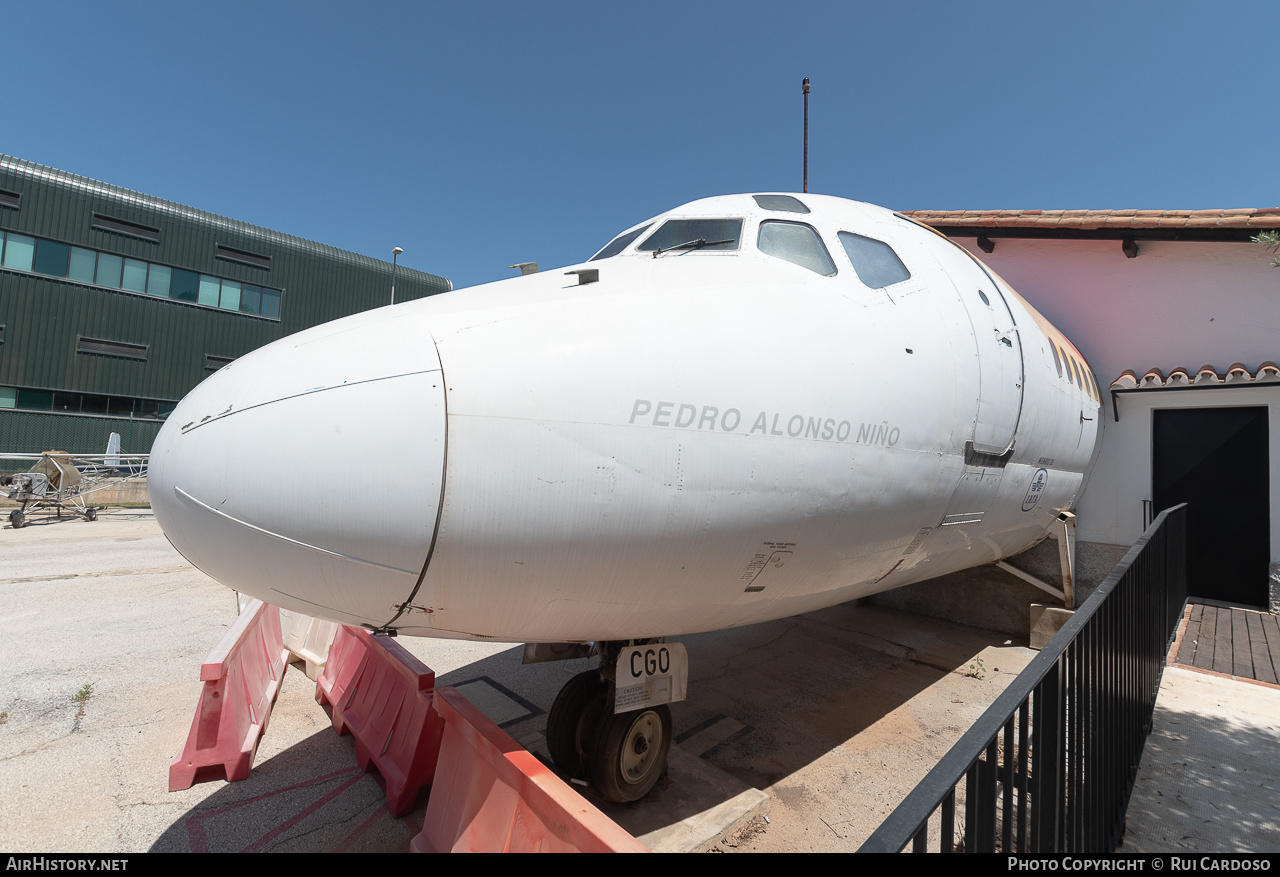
(546, 667), (673, 803)
(590, 703), (671, 803)
(546, 670), (607, 777)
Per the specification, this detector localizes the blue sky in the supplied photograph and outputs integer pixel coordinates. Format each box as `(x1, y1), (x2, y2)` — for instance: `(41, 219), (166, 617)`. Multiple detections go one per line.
(5, 2), (1278, 290)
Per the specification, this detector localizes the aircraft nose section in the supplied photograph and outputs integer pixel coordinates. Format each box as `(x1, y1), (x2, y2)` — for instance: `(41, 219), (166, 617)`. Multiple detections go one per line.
(149, 306), (447, 629)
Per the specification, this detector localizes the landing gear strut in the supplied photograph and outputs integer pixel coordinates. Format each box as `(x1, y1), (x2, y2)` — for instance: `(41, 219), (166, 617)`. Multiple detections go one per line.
(545, 641), (674, 803)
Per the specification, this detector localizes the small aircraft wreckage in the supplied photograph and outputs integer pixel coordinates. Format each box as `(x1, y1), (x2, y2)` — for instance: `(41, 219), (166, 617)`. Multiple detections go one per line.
(3, 434), (148, 529)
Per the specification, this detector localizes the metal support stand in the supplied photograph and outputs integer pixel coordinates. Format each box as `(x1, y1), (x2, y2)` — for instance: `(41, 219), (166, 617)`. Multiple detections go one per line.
(1056, 511), (1076, 609)
(995, 511), (1078, 608)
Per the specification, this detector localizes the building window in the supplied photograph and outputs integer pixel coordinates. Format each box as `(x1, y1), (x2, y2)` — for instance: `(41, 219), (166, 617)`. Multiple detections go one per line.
(33, 240), (69, 277)
(0, 386), (176, 419)
(171, 268), (199, 303)
(95, 253), (123, 288)
(197, 275), (221, 307)
(0, 230), (283, 320)
(259, 288), (280, 319)
(2, 232), (35, 272)
(146, 264), (171, 297)
(17, 389), (53, 410)
(122, 258), (148, 293)
(67, 247), (96, 283)
(219, 279), (241, 311)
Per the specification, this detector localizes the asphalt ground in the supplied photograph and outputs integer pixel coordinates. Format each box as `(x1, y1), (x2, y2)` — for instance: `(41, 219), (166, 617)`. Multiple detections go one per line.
(1, 508), (1043, 852)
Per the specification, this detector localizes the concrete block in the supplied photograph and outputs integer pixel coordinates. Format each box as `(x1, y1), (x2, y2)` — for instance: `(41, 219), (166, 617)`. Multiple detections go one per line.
(1030, 603), (1074, 650)
(868, 539), (1128, 638)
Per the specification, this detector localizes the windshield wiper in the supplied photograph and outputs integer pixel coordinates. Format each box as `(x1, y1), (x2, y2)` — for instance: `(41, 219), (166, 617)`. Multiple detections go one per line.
(652, 238), (734, 257)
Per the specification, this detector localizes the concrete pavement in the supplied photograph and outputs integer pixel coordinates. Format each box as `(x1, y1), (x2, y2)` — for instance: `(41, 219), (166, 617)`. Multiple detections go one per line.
(5, 508), (1274, 853)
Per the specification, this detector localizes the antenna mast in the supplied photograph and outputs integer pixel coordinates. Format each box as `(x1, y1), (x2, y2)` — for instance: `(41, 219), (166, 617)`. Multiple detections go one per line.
(802, 77), (810, 193)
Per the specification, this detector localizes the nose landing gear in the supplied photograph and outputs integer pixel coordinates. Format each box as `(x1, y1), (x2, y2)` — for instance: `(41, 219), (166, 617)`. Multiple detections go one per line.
(544, 642), (675, 803)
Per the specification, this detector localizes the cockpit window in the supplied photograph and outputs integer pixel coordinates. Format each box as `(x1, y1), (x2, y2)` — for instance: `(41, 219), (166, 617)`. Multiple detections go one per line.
(752, 194), (810, 214)
(638, 219), (742, 254)
(757, 220), (836, 276)
(838, 232), (911, 289)
(590, 224), (652, 261)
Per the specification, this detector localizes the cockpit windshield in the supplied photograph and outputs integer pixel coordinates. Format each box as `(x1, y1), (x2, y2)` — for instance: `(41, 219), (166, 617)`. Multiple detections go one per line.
(758, 220), (836, 276)
(638, 219), (742, 255)
(589, 224), (653, 261)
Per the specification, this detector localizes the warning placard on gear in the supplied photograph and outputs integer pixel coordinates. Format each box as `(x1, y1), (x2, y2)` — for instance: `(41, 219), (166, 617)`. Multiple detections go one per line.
(614, 643), (688, 713)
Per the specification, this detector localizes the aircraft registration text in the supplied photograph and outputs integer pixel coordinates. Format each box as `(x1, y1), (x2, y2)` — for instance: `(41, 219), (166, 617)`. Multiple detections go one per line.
(629, 399), (899, 445)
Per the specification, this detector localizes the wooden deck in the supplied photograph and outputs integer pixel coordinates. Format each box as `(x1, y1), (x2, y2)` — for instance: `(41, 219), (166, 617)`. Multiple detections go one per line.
(1173, 602), (1280, 685)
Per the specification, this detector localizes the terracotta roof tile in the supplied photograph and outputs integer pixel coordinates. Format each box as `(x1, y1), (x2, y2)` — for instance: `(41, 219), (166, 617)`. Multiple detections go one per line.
(902, 207), (1280, 229)
(1112, 363), (1280, 391)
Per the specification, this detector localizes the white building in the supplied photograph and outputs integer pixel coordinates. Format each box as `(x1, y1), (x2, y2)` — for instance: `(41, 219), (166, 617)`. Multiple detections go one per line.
(905, 207), (1280, 612)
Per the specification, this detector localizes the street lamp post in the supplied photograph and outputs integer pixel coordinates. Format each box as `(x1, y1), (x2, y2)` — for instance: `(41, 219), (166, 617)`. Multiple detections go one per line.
(391, 246), (403, 305)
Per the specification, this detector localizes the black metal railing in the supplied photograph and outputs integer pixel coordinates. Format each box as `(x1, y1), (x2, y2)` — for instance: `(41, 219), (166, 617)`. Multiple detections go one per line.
(858, 504), (1188, 853)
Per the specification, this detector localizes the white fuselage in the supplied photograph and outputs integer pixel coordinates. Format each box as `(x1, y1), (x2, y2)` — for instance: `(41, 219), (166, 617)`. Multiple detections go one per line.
(149, 195), (1104, 642)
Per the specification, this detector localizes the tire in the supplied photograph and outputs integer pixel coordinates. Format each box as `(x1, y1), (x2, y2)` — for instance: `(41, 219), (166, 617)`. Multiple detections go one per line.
(589, 703), (672, 803)
(546, 670), (607, 776)
(9, 509), (24, 530)
(84, 508), (97, 522)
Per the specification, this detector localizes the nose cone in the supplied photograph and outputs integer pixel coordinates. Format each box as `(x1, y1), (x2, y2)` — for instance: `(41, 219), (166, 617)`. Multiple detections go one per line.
(150, 306), (447, 629)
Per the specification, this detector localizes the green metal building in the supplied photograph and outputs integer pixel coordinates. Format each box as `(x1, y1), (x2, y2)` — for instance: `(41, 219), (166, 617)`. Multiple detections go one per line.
(0, 155), (450, 462)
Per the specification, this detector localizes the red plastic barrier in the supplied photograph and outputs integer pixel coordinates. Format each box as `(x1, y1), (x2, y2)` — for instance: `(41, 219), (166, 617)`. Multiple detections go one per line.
(314, 625), (367, 735)
(316, 626), (445, 816)
(412, 687), (649, 853)
(169, 599), (289, 791)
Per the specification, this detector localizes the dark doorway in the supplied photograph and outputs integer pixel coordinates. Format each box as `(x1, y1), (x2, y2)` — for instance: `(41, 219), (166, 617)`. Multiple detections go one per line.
(1153, 407), (1270, 606)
